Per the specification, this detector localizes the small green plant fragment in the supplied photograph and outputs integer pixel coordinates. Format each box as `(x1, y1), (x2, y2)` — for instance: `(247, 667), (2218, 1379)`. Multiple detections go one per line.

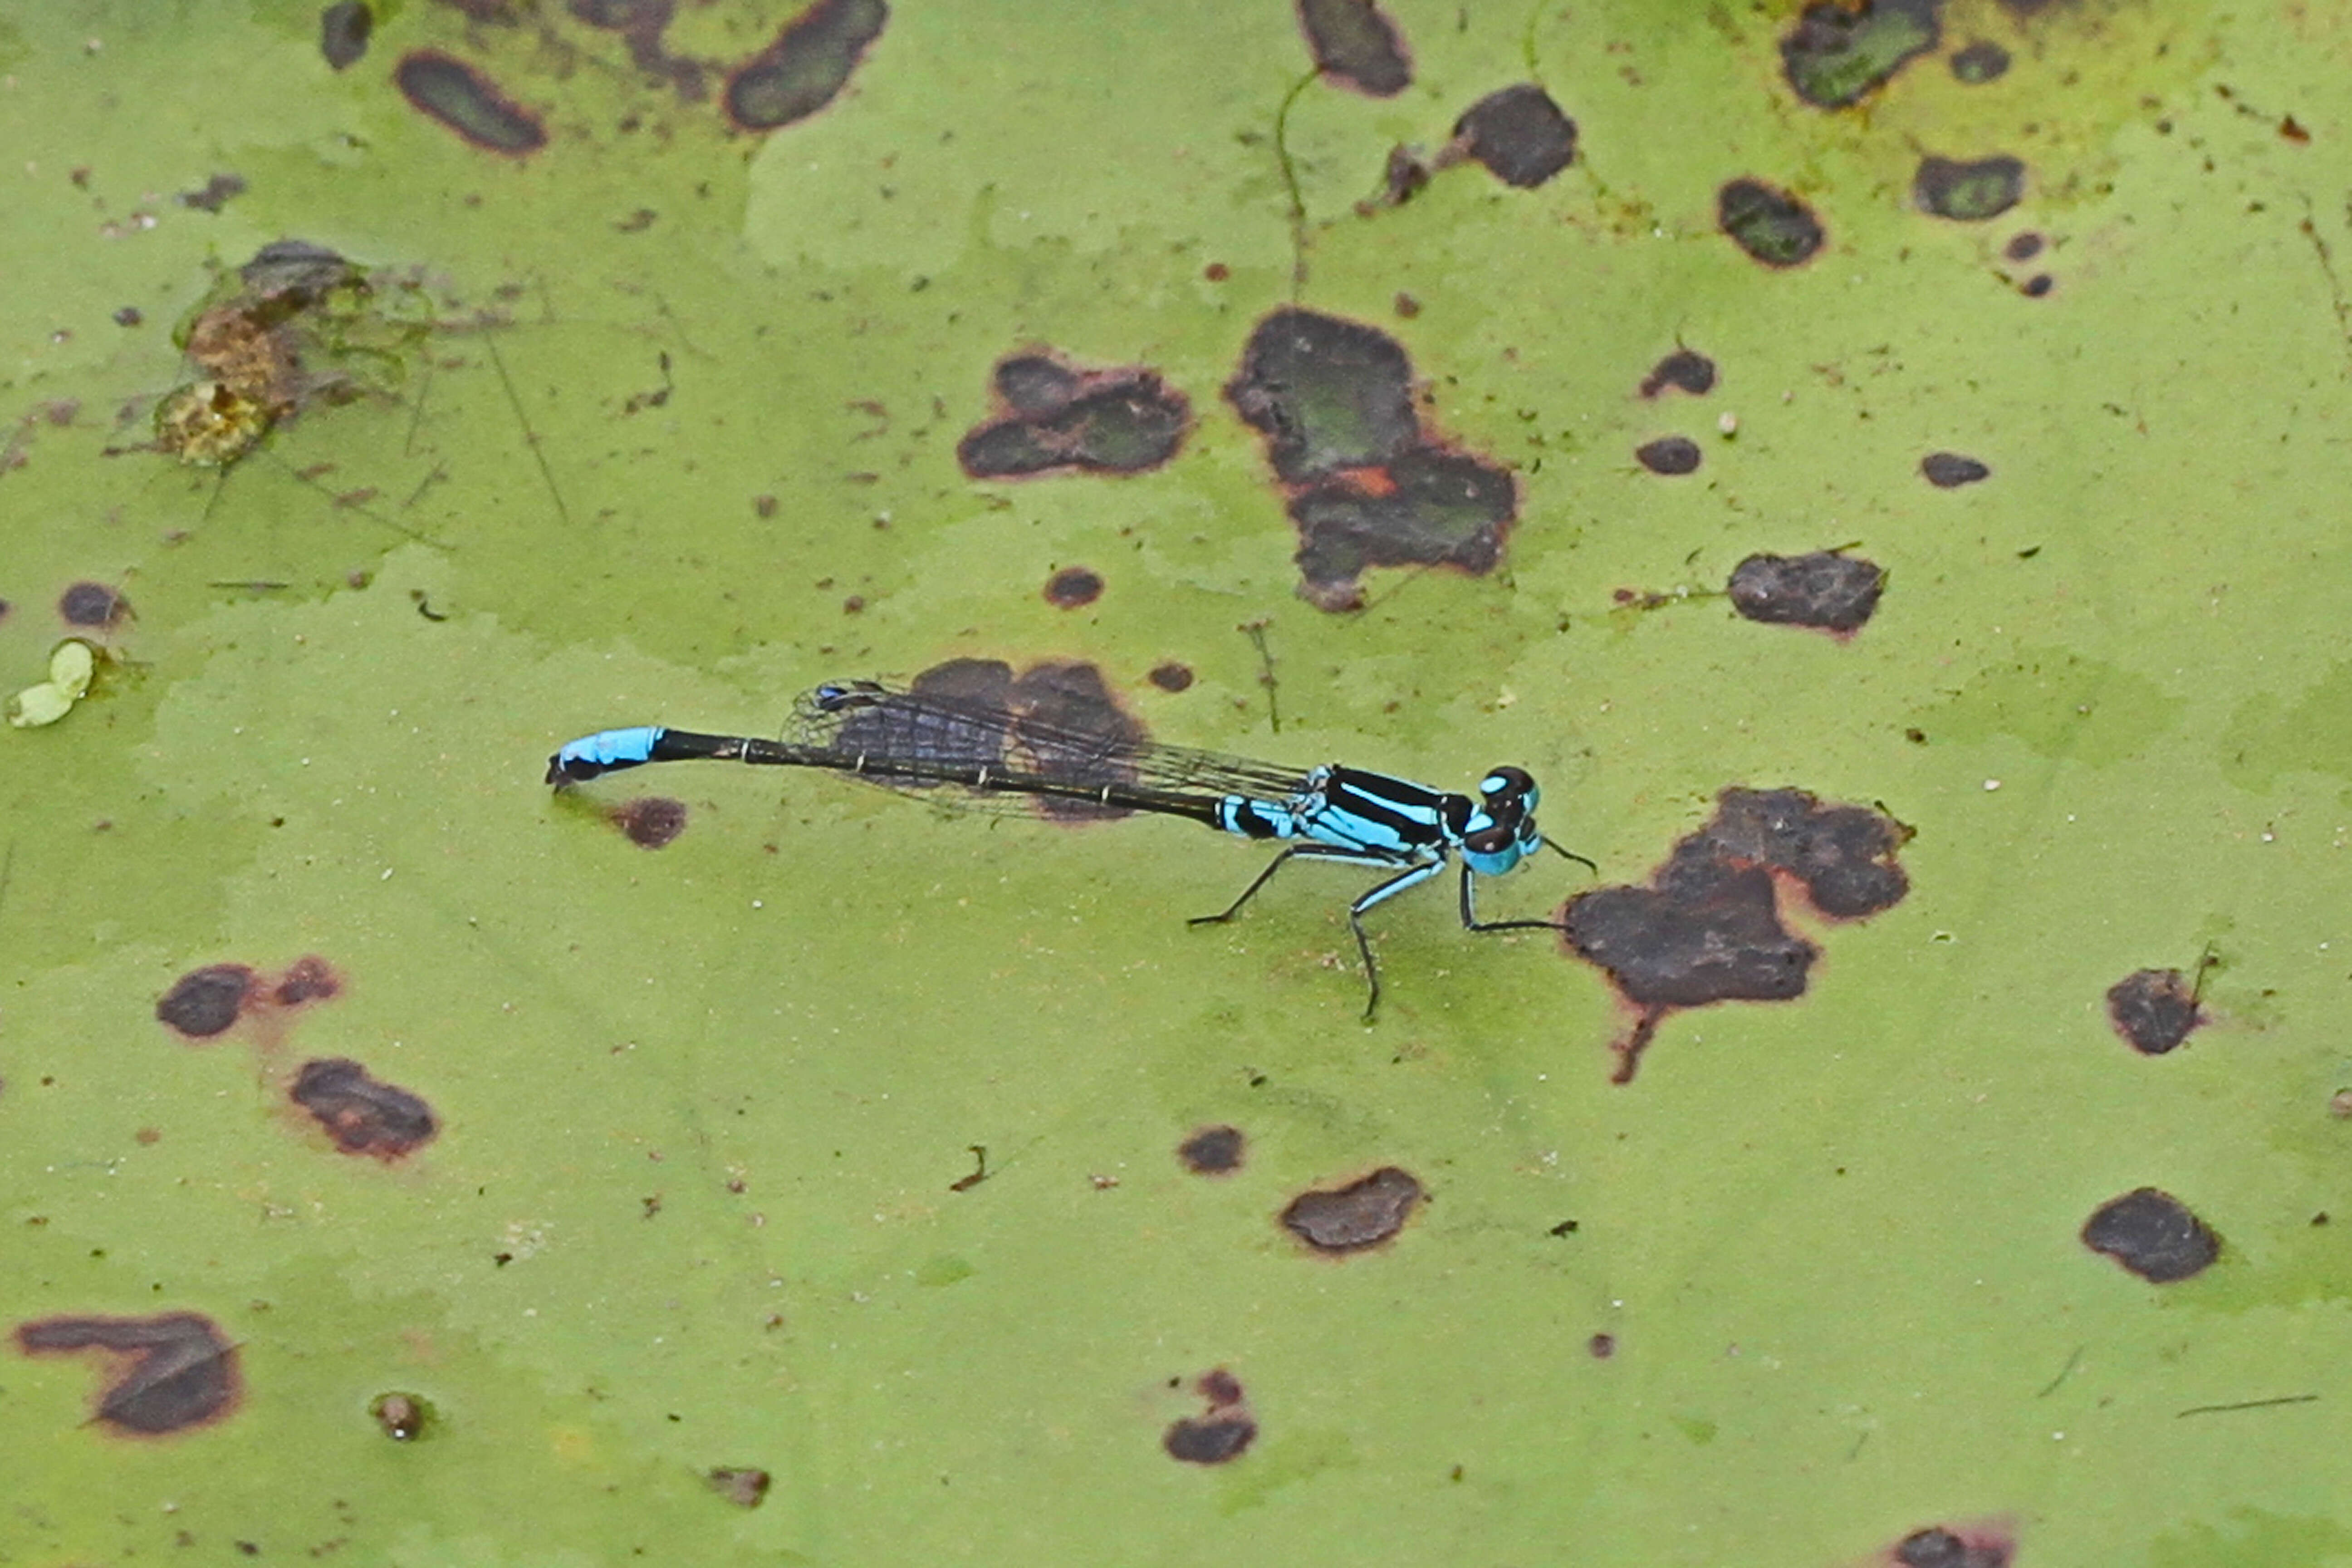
(725, 0), (889, 132)
(1780, 0), (1941, 109)
(152, 241), (436, 470)
(1915, 154), (2027, 220)
(7, 639), (98, 728)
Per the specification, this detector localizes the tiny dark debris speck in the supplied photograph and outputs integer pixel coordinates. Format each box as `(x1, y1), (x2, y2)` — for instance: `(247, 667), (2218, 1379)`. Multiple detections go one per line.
(157, 964), (257, 1039)
(1044, 567), (1105, 608)
(1147, 661), (1194, 693)
(2004, 232), (2044, 262)
(15, 1312), (241, 1435)
(707, 1466), (772, 1508)
(2106, 968), (2203, 1055)
(1635, 436), (1701, 475)
(1164, 1413), (1256, 1464)
(960, 352), (1190, 479)
(394, 51), (548, 155)
(1588, 1333), (1616, 1359)
(1916, 154), (2027, 221)
(1728, 551), (1885, 633)
(725, 0), (889, 132)
(114, 306), (143, 327)
(1451, 83), (1577, 189)
(1640, 349), (1716, 398)
(613, 795), (689, 848)
(1177, 1125), (1246, 1175)
(1718, 178), (1825, 268)
(1779, 0), (1940, 108)
(1921, 451), (1990, 488)
(1949, 41), (2009, 83)
(1280, 1166), (1423, 1252)
(289, 1058), (439, 1160)
(319, 1), (372, 70)
(1295, 0), (1411, 97)
(59, 581), (128, 628)
(2082, 1187), (2221, 1283)
(370, 1390), (427, 1440)
(2022, 274), (2054, 298)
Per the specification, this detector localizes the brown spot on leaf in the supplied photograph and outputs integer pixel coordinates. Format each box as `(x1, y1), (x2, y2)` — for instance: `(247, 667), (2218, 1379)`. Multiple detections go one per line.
(959, 352), (1190, 478)
(156, 965), (257, 1039)
(1295, 0), (1410, 97)
(2105, 968), (2204, 1055)
(1727, 551), (1886, 633)
(1451, 83), (1577, 188)
(16, 1312), (242, 1435)
(1176, 1125), (1245, 1175)
(394, 51), (548, 155)
(612, 795), (689, 848)
(289, 1058), (438, 1160)
(1227, 309), (1516, 610)
(1163, 1367), (1256, 1464)
(1280, 1166), (1422, 1252)
(1719, 178), (1825, 267)
(1043, 567), (1105, 608)
(59, 581), (129, 628)
(1639, 349), (1716, 398)
(1566, 789), (1911, 1082)
(725, 0), (888, 132)
(2082, 1188), (2220, 1283)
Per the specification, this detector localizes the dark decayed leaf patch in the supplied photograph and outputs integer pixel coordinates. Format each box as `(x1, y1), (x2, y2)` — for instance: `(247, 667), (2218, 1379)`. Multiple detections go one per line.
(1780, 0), (1942, 108)
(1921, 451), (1990, 487)
(289, 1058), (440, 1160)
(1565, 789), (1911, 1082)
(1635, 435), (1701, 475)
(1719, 179), (1825, 268)
(612, 795), (688, 848)
(1915, 154), (2027, 220)
(725, 0), (889, 132)
(395, 51), (548, 155)
(15, 1312), (242, 1436)
(1176, 1125), (1246, 1175)
(1163, 1367), (1256, 1465)
(1280, 1166), (1423, 1252)
(2105, 967), (2204, 1055)
(959, 352), (1190, 478)
(1639, 349), (1716, 398)
(1228, 309), (1517, 611)
(1888, 1521), (2016, 1568)
(1450, 84), (1578, 188)
(2082, 1188), (2220, 1282)
(1295, 0), (1411, 97)
(1727, 551), (1886, 633)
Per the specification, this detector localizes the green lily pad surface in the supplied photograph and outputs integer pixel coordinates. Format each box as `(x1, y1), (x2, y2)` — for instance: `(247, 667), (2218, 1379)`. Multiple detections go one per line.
(5, 1), (2350, 1563)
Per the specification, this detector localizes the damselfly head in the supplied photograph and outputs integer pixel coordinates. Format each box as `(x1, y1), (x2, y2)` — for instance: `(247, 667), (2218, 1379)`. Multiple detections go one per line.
(1462, 765), (1543, 869)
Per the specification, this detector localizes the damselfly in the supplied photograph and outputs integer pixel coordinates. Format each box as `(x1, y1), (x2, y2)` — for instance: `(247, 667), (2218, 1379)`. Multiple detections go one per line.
(548, 675), (1592, 1018)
